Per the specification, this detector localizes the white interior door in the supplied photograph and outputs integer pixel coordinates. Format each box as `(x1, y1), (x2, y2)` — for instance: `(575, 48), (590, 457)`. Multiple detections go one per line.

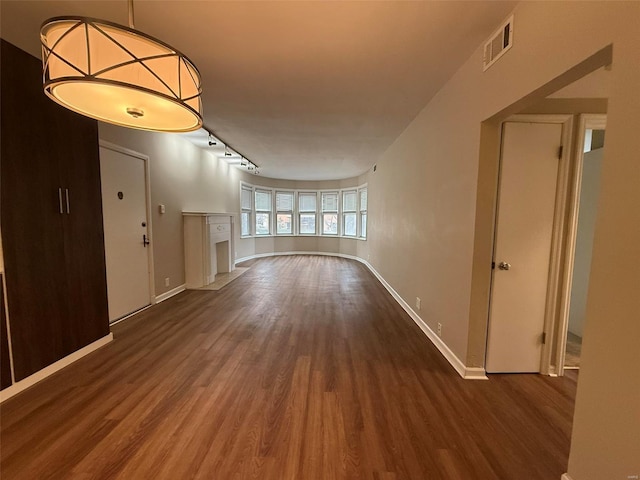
(486, 121), (563, 373)
(100, 146), (151, 322)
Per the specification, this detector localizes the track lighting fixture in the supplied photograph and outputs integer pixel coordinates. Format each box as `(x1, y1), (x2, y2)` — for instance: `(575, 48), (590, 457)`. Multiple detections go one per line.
(202, 126), (259, 173)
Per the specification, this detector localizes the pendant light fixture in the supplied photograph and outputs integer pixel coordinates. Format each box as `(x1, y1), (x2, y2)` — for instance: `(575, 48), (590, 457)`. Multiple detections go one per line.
(40, 0), (203, 132)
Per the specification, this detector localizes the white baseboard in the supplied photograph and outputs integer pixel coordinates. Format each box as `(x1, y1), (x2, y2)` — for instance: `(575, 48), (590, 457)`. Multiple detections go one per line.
(0, 333), (114, 403)
(356, 257), (487, 380)
(235, 251), (487, 380)
(154, 284), (186, 303)
(561, 474), (574, 480)
(236, 250), (348, 264)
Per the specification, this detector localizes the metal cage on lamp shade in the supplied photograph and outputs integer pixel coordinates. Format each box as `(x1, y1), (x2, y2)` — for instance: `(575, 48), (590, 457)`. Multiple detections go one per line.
(40, 16), (203, 132)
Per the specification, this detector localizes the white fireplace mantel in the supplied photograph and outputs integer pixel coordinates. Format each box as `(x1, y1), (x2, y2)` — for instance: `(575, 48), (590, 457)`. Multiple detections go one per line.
(183, 212), (236, 288)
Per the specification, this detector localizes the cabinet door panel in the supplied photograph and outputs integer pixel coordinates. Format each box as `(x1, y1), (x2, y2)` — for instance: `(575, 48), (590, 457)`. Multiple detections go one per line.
(1, 40), (70, 380)
(59, 120), (110, 347)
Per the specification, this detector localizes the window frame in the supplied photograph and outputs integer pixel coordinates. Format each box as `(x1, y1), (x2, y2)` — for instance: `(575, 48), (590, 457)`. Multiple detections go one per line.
(238, 182), (367, 240)
(342, 189), (358, 237)
(321, 191), (339, 236)
(240, 183), (253, 237)
(275, 190), (295, 235)
(359, 186), (368, 239)
(254, 188), (273, 236)
(298, 191), (318, 236)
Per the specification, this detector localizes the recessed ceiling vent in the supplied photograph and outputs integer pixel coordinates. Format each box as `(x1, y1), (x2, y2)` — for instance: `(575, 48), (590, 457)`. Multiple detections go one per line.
(483, 15), (514, 71)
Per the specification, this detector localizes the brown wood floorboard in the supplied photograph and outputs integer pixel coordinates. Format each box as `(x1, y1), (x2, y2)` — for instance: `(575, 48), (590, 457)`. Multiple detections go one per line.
(0, 255), (578, 479)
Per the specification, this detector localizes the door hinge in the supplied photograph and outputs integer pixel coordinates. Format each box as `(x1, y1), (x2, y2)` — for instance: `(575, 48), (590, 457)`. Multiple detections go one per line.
(491, 261), (495, 270)
(558, 145), (563, 159)
(541, 332), (547, 344)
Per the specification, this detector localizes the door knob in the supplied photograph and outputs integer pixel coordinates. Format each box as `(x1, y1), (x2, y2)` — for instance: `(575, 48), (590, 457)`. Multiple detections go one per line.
(498, 261), (511, 270)
(143, 234), (150, 247)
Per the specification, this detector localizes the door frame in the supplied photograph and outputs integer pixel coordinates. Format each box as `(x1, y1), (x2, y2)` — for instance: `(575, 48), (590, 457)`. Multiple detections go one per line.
(487, 114), (574, 374)
(552, 114), (607, 376)
(98, 140), (155, 312)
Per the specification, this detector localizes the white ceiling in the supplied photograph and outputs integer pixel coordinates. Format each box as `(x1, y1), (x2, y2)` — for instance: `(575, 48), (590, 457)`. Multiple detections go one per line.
(1, 0), (517, 180)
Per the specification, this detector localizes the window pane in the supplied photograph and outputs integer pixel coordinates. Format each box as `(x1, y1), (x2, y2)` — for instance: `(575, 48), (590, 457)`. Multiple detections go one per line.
(343, 191), (357, 212)
(255, 190), (271, 211)
(360, 188), (367, 211)
(276, 213), (292, 234)
(343, 213), (356, 236)
(300, 214), (316, 234)
(241, 212), (250, 236)
(276, 192), (293, 212)
(323, 213), (338, 234)
(360, 213), (367, 238)
(256, 212), (270, 235)
(322, 192), (338, 212)
(299, 193), (316, 212)
(241, 187), (252, 210)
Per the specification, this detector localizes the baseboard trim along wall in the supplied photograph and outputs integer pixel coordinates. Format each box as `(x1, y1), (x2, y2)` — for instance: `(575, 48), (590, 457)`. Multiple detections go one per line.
(154, 284), (186, 304)
(236, 251), (488, 380)
(0, 333), (114, 403)
(561, 474), (574, 480)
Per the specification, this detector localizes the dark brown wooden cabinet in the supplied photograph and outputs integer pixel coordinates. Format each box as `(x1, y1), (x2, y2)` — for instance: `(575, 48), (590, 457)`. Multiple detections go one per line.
(0, 39), (110, 384)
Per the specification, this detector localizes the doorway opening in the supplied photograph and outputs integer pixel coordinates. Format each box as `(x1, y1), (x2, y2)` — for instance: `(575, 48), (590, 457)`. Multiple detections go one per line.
(476, 59), (610, 376)
(560, 116), (606, 371)
(486, 115), (573, 373)
(485, 113), (607, 374)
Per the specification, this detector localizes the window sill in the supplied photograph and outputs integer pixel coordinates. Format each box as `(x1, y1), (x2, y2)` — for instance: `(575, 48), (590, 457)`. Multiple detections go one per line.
(239, 234), (367, 241)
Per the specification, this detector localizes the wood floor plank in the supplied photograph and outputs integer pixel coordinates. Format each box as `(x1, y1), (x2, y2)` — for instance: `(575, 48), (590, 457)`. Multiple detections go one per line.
(1, 255), (578, 479)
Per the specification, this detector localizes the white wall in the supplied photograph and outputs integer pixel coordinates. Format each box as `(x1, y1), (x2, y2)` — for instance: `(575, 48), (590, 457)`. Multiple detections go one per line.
(568, 148), (603, 338)
(365, 2), (639, 478)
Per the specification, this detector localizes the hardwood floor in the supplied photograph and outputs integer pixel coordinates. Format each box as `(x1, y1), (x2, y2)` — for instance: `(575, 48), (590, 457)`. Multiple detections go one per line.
(0, 256), (577, 479)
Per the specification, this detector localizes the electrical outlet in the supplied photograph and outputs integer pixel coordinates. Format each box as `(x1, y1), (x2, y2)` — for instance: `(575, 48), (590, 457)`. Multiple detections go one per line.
(437, 322), (442, 337)
(416, 297), (421, 310)
(165, 277), (170, 287)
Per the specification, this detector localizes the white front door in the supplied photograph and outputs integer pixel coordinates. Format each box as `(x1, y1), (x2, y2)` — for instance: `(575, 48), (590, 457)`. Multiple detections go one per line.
(100, 146), (151, 322)
(486, 121), (563, 373)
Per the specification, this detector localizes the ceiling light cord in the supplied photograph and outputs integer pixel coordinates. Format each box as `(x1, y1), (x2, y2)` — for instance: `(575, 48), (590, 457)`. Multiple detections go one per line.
(128, 0), (135, 29)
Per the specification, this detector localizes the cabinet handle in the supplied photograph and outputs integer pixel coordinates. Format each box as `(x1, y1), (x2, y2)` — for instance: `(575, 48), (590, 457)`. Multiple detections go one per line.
(65, 188), (70, 214)
(58, 188), (64, 214)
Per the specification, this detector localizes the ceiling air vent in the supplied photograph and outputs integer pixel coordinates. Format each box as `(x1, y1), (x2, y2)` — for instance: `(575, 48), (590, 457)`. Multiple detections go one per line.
(483, 15), (514, 71)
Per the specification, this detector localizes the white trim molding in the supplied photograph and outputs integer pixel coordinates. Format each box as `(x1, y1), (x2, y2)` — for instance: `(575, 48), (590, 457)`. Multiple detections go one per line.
(359, 257), (488, 380)
(0, 333), (114, 403)
(236, 251), (488, 380)
(561, 474), (574, 480)
(154, 284), (186, 304)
